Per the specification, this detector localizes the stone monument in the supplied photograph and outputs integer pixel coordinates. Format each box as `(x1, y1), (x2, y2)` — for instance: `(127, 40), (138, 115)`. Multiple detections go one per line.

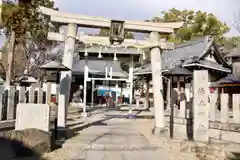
(193, 70), (209, 143)
(15, 103), (50, 132)
(10, 103), (52, 155)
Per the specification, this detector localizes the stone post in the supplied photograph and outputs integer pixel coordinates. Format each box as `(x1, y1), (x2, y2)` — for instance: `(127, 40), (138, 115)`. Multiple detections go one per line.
(28, 86), (35, 103)
(57, 23), (77, 144)
(220, 94), (229, 123)
(179, 100), (186, 118)
(209, 93), (217, 121)
(233, 94), (240, 124)
(19, 86), (25, 103)
(7, 86), (15, 120)
(193, 70), (209, 143)
(37, 87), (43, 104)
(46, 82), (51, 104)
(149, 32), (167, 135)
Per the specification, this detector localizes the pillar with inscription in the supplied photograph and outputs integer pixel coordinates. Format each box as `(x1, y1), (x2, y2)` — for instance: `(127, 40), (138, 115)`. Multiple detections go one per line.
(57, 23), (77, 144)
(150, 32), (168, 135)
(193, 70), (209, 143)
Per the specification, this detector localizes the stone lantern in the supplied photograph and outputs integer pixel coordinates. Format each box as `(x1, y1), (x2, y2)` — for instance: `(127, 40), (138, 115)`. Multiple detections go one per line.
(39, 60), (70, 146)
(39, 60), (70, 83)
(39, 60), (70, 102)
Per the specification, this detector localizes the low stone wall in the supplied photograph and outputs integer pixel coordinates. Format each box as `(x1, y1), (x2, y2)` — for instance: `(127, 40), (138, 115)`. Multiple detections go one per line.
(0, 104), (57, 137)
(166, 117), (240, 143)
(0, 120), (15, 137)
(0, 118), (56, 138)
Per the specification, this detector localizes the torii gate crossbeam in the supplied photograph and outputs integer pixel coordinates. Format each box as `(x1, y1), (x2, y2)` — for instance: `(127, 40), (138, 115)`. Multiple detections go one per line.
(40, 7), (183, 33)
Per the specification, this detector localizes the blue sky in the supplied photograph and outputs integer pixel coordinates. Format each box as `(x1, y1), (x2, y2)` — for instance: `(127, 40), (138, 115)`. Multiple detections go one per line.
(1, 0), (240, 47)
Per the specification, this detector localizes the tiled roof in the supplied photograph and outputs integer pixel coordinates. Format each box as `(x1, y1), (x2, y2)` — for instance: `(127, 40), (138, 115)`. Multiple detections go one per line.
(162, 36), (211, 69)
(210, 74), (240, 87)
(182, 59), (231, 73)
(225, 46), (240, 58)
(134, 36), (230, 75)
(39, 61), (70, 71)
(163, 66), (192, 76)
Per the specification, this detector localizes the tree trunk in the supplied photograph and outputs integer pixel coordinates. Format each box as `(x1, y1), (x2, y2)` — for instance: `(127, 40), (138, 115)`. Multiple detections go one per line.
(13, 43), (28, 78)
(145, 75), (150, 109)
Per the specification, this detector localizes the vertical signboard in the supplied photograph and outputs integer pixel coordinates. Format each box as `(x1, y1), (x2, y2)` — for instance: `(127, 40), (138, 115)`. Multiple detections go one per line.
(193, 70), (209, 143)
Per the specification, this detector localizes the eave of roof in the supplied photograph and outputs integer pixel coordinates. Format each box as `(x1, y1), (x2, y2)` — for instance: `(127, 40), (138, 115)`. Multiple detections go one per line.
(210, 74), (240, 87)
(225, 46), (240, 58)
(182, 62), (231, 73)
(72, 59), (128, 78)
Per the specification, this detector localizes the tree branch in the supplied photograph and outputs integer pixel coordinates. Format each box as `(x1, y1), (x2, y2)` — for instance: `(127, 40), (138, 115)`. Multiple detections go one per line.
(233, 11), (240, 33)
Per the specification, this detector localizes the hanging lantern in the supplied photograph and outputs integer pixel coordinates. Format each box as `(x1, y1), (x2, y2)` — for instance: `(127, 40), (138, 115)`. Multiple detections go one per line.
(109, 20), (125, 45)
(98, 46), (103, 59)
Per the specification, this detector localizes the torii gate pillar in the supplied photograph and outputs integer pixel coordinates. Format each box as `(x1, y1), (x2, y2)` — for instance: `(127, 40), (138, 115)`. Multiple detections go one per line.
(57, 23), (77, 144)
(150, 32), (168, 136)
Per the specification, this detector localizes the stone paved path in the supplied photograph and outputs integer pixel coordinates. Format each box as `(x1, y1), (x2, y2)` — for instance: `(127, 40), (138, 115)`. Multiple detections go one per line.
(42, 108), (198, 160)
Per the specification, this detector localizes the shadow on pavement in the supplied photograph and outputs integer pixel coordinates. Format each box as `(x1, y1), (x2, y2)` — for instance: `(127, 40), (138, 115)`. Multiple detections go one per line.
(66, 108), (154, 140)
(0, 137), (46, 160)
(67, 121), (84, 128)
(67, 116), (115, 139)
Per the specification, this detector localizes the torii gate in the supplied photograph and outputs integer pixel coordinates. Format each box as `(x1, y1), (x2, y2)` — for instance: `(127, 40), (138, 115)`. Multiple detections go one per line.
(39, 6), (183, 143)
